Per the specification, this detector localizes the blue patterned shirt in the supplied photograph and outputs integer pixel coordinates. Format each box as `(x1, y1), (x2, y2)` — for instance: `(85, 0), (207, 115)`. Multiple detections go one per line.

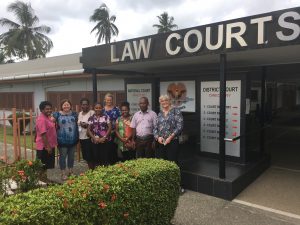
(103, 107), (121, 129)
(153, 107), (183, 139)
(53, 111), (78, 147)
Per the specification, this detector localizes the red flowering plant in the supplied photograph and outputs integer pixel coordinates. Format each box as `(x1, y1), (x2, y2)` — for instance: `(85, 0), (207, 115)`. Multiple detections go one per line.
(0, 164), (13, 198)
(12, 159), (44, 192)
(0, 159), (180, 225)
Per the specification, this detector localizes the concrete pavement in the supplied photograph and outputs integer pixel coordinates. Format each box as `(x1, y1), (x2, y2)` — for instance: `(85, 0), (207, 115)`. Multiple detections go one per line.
(172, 190), (300, 225)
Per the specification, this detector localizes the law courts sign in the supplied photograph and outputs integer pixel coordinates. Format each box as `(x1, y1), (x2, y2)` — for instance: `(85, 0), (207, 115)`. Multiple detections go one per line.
(81, 7), (300, 68)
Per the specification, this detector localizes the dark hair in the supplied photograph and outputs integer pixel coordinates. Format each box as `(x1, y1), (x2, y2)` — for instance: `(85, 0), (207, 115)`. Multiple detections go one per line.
(80, 98), (90, 105)
(120, 101), (130, 110)
(39, 101), (52, 111)
(94, 102), (103, 107)
(139, 96), (149, 103)
(60, 99), (72, 110)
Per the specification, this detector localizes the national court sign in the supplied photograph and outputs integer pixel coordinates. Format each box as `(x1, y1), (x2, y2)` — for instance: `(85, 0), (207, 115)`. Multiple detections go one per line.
(81, 7), (300, 69)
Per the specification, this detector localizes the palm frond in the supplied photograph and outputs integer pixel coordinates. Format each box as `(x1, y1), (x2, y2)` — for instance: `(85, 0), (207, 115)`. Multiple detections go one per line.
(32, 25), (51, 34)
(0, 18), (20, 29)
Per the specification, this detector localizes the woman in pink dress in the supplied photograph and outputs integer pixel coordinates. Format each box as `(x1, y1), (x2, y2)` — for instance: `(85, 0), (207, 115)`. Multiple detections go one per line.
(35, 101), (57, 171)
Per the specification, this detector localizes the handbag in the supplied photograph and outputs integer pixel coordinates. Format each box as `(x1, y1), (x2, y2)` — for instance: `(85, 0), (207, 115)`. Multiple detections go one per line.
(125, 140), (135, 150)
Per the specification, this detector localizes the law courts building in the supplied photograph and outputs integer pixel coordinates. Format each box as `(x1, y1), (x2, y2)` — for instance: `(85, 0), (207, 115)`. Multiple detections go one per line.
(81, 7), (300, 199)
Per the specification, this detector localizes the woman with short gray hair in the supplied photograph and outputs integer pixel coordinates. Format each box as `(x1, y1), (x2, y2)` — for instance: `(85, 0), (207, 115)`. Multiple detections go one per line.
(154, 94), (184, 192)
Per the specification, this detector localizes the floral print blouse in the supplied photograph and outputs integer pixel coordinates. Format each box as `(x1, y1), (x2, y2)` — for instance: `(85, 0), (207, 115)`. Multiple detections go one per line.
(153, 107), (183, 140)
(88, 114), (111, 140)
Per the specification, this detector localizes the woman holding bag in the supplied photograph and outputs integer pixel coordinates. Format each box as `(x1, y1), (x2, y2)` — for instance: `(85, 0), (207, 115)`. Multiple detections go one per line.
(78, 98), (94, 169)
(115, 102), (135, 161)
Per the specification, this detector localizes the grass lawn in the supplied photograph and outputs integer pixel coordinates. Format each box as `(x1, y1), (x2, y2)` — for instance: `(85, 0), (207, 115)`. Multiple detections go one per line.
(0, 125), (35, 149)
(1, 126), (82, 162)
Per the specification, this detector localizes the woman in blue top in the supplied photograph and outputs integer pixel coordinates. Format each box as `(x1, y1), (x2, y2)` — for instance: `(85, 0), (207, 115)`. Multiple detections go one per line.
(53, 99), (78, 180)
(103, 93), (121, 164)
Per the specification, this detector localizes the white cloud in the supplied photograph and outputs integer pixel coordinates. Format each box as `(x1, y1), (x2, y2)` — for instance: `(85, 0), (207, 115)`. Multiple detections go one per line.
(48, 18), (97, 56)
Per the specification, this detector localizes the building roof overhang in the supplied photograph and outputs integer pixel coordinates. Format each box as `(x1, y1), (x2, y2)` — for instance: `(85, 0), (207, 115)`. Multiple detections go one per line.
(81, 7), (300, 76)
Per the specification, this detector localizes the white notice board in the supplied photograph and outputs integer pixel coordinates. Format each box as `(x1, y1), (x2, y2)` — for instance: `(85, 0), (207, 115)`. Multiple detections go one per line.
(127, 83), (152, 114)
(160, 81), (195, 112)
(200, 80), (241, 157)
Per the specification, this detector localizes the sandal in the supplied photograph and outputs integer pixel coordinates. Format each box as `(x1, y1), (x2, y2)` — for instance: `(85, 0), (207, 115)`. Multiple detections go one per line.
(68, 169), (73, 177)
(61, 174), (68, 181)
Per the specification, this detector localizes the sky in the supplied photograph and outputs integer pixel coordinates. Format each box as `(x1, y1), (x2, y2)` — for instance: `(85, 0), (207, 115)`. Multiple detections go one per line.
(0, 0), (299, 57)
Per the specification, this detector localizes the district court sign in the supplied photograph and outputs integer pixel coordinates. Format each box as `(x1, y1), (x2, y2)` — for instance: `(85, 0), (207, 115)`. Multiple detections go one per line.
(200, 80), (241, 157)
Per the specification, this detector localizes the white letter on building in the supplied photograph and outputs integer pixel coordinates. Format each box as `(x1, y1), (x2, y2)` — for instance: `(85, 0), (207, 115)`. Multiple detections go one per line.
(111, 45), (120, 63)
(166, 33), (182, 56)
(184, 29), (203, 53)
(121, 42), (134, 61)
(133, 38), (152, 59)
(276, 11), (300, 41)
(206, 25), (224, 50)
(250, 16), (273, 44)
(226, 22), (247, 48)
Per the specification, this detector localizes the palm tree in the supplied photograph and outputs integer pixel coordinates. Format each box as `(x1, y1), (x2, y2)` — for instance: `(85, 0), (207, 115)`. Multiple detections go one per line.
(0, 1), (53, 60)
(0, 50), (5, 64)
(153, 12), (178, 33)
(90, 3), (119, 44)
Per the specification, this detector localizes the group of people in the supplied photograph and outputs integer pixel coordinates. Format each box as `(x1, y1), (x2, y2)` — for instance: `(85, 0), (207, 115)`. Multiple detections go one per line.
(35, 93), (184, 182)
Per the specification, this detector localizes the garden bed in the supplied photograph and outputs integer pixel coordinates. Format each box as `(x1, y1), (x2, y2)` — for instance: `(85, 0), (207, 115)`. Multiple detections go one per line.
(0, 159), (180, 225)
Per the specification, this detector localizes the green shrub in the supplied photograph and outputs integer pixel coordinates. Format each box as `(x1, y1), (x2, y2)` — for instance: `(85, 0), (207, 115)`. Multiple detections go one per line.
(0, 159), (180, 225)
(13, 159), (44, 192)
(0, 160), (43, 198)
(0, 165), (13, 198)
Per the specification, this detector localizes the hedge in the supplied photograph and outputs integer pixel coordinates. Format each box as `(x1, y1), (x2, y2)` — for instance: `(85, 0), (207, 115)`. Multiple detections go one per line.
(0, 159), (180, 225)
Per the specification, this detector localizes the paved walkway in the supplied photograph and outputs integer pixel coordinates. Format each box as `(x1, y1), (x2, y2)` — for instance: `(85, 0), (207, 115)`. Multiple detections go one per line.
(173, 191), (300, 225)
(47, 160), (88, 183)
(0, 142), (35, 164)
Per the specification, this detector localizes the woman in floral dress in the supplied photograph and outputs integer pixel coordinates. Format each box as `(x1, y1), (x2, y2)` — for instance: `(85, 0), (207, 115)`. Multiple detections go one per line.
(115, 102), (135, 161)
(87, 102), (112, 167)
